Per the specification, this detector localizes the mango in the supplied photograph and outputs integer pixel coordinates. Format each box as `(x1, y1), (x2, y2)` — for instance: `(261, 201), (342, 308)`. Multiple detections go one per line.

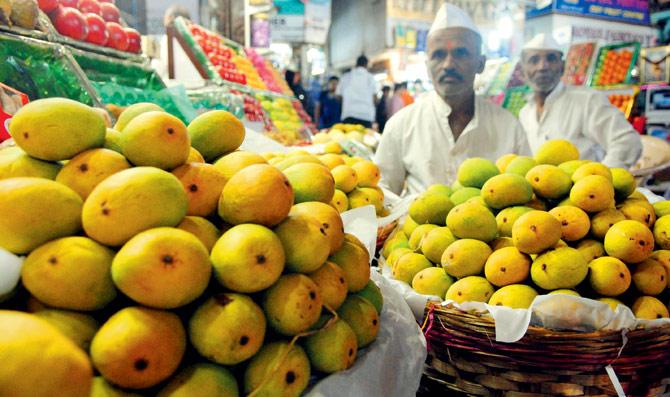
(10, 97), (105, 161)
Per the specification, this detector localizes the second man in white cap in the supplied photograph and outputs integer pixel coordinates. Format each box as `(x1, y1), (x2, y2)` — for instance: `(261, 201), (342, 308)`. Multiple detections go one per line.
(375, 3), (531, 196)
(519, 33), (642, 168)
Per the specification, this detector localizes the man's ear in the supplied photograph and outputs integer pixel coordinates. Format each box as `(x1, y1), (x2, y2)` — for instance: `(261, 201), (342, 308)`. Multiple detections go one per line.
(477, 55), (486, 74)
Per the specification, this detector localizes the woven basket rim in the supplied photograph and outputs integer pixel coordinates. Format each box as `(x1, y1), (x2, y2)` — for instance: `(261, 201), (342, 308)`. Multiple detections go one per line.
(424, 300), (670, 337)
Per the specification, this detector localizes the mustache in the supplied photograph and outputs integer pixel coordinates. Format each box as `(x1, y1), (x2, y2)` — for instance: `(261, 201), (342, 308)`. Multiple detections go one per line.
(438, 70), (463, 82)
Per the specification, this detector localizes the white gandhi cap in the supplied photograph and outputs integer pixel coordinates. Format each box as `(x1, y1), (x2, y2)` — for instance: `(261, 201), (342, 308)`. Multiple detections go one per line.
(523, 33), (563, 53)
(428, 3), (480, 37)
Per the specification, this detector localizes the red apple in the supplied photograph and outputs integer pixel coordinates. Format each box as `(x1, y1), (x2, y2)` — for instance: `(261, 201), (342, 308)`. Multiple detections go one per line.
(54, 7), (88, 40)
(59, 0), (79, 7)
(99, 2), (120, 22)
(125, 28), (141, 53)
(106, 22), (128, 51)
(85, 13), (107, 45)
(38, 0), (59, 13)
(79, 0), (100, 15)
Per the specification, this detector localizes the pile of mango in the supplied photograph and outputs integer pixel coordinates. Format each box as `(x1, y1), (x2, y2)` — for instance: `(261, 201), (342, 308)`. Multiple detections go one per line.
(0, 98), (383, 397)
(383, 139), (670, 320)
(263, 148), (387, 217)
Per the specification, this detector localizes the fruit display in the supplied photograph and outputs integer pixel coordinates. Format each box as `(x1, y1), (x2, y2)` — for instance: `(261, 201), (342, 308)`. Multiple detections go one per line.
(485, 60), (514, 97)
(562, 42), (596, 86)
(312, 123), (380, 152)
(292, 99), (316, 133)
(0, 97), (384, 396)
(502, 86), (529, 117)
(259, 96), (307, 143)
(189, 24), (246, 85)
(231, 54), (266, 90)
(383, 139), (670, 320)
(245, 48), (294, 95)
(36, 0), (140, 53)
(264, 148), (387, 217)
(607, 92), (635, 116)
(591, 43), (640, 87)
(186, 22), (272, 92)
(237, 90), (272, 128)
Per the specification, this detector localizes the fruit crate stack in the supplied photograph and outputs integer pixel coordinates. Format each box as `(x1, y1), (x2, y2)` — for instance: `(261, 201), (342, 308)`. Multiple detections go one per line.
(172, 17), (294, 98)
(502, 85), (530, 118)
(563, 42), (597, 86)
(36, 0), (143, 59)
(381, 139), (670, 396)
(245, 47), (293, 95)
(589, 42), (641, 88)
(0, 98), (389, 396)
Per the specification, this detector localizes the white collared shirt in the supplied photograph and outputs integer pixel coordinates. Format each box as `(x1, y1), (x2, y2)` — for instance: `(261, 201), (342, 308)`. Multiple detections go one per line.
(519, 83), (642, 168)
(336, 67), (377, 122)
(375, 90), (531, 196)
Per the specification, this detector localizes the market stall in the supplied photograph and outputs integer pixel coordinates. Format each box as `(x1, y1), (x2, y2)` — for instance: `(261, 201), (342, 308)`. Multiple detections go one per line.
(166, 17), (316, 146)
(379, 141), (670, 396)
(0, 96), (426, 396)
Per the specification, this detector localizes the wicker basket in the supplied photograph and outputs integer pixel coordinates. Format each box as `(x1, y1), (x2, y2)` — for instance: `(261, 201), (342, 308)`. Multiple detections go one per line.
(419, 302), (670, 397)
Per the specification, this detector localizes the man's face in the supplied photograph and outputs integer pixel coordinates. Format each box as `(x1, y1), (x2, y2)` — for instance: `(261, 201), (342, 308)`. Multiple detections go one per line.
(328, 79), (338, 92)
(426, 28), (485, 100)
(521, 49), (564, 94)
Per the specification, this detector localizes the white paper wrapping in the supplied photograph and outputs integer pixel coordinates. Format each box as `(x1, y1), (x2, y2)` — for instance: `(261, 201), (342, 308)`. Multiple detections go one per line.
(380, 261), (670, 344)
(304, 205), (427, 396)
(305, 271), (427, 397)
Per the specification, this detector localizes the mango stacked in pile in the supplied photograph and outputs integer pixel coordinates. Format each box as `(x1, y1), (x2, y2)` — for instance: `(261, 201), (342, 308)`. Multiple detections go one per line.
(0, 98), (384, 397)
(384, 139), (670, 320)
(261, 148), (386, 218)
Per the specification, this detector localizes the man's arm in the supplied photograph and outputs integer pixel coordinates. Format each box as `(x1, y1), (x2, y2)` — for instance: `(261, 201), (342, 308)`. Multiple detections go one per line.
(584, 92), (642, 168)
(374, 115), (406, 195)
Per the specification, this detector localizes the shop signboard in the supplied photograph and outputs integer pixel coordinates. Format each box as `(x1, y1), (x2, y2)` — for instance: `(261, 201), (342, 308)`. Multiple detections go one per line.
(555, 0), (650, 25)
(271, 0), (305, 42)
(305, 0), (332, 45)
(527, 0), (650, 25)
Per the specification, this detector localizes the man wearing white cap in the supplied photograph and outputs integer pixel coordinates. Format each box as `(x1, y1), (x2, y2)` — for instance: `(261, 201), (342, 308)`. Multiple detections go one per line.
(375, 4), (530, 196)
(519, 33), (642, 168)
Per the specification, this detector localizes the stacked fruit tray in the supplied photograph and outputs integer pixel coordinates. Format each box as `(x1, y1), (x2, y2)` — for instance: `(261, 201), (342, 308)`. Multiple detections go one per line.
(589, 42), (640, 87)
(563, 42), (596, 86)
(0, 98), (388, 396)
(381, 139), (670, 395)
(485, 60), (515, 97)
(502, 86), (530, 117)
(245, 48), (293, 95)
(607, 92), (636, 117)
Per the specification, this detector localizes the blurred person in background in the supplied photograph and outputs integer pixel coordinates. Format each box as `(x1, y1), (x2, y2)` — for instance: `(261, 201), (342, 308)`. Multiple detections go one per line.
(389, 82), (409, 116)
(336, 55), (377, 128)
(376, 85), (392, 132)
(519, 33), (641, 168)
(285, 69), (309, 109)
(314, 76), (342, 129)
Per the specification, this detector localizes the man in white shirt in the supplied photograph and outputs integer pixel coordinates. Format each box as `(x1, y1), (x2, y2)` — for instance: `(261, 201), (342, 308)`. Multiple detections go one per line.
(375, 4), (530, 195)
(519, 33), (642, 168)
(336, 55), (377, 128)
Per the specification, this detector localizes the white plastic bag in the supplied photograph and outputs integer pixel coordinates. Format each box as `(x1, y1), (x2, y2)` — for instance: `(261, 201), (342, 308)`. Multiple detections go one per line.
(306, 207), (428, 397)
(306, 271), (427, 397)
